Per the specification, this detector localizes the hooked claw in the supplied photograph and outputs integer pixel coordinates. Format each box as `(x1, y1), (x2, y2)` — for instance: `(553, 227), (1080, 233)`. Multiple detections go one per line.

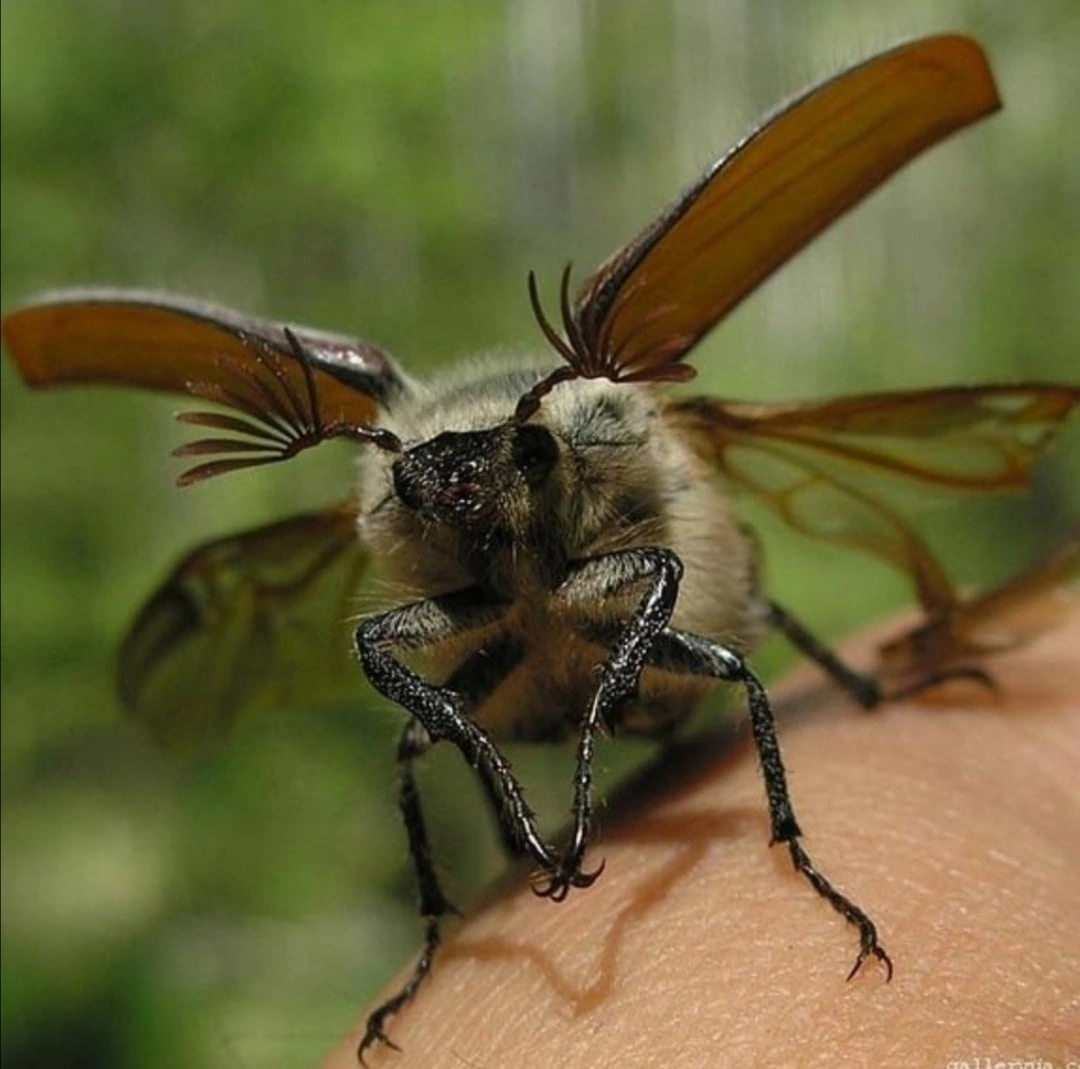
(531, 856), (606, 902)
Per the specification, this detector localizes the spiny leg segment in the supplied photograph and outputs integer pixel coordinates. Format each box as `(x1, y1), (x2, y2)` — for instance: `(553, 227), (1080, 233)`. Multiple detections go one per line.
(354, 567), (893, 1062)
(649, 627), (893, 980)
(354, 588), (560, 1061)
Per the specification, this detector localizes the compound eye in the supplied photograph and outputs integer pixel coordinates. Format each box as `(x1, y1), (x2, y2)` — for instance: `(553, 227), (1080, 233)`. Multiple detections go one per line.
(512, 424), (559, 487)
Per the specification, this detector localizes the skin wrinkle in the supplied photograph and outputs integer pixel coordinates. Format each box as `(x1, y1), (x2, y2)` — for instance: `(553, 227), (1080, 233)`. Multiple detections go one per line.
(319, 608), (1078, 1069)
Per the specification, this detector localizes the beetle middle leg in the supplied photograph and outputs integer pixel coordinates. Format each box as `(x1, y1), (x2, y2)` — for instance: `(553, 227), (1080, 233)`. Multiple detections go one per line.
(546, 604), (893, 981)
(358, 718), (451, 1057)
(355, 588), (563, 1060)
(646, 626), (893, 980)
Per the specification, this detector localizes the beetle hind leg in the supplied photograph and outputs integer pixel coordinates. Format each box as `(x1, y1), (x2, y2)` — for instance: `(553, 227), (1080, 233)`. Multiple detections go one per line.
(768, 599), (995, 708)
(767, 600), (882, 707)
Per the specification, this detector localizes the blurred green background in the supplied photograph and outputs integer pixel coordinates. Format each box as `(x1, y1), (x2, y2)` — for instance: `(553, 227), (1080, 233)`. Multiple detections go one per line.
(2, 1), (1077, 1066)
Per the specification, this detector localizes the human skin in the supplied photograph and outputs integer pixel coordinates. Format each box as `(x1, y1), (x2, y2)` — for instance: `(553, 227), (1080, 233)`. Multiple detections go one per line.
(319, 610), (1080, 1068)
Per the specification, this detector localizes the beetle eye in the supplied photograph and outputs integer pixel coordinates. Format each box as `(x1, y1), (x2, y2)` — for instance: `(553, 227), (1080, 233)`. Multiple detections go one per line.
(512, 424), (559, 486)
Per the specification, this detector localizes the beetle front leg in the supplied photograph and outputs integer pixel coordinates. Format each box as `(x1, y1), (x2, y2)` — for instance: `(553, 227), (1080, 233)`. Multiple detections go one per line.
(354, 589), (561, 1062)
(536, 547), (683, 900)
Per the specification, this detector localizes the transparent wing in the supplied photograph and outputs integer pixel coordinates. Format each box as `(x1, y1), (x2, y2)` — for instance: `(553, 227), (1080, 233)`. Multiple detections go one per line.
(118, 506), (368, 752)
(876, 533), (1079, 687)
(669, 385), (1079, 613)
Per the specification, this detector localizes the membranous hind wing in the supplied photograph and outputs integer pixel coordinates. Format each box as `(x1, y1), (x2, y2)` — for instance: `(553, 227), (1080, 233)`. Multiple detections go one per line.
(877, 532), (1079, 690)
(521, 35), (1000, 409)
(524, 30), (1076, 680)
(1, 289), (407, 482)
(668, 385), (1080, 617)
(119, 507), (369, 752)
(2, 292), (396, 748)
